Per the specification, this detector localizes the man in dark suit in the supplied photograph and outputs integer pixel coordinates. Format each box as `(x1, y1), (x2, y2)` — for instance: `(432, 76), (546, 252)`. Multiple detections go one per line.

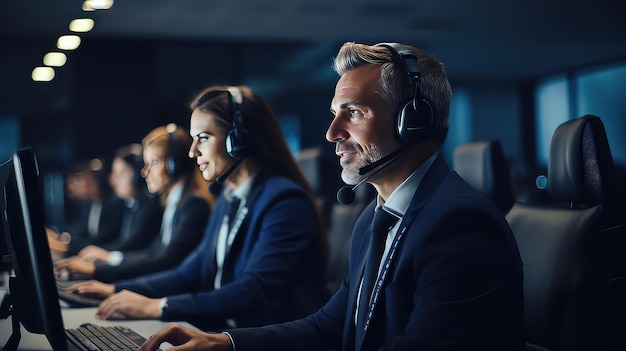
(47, 158), (126, 256)
(140, 42), (525, 351)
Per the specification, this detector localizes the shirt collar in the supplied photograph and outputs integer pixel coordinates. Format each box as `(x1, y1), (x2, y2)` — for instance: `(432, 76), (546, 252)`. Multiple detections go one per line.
(226, 172), (256, 203)
(377, 151), (438, 218)
(123, 196), (136, 209)
(166, 181), (184, 208)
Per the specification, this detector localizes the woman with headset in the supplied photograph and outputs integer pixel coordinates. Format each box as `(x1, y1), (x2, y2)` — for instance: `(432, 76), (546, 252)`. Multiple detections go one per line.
(78, 143), (163, 256)
(55, 125), (214, 283)
(66, 85), (329, 331)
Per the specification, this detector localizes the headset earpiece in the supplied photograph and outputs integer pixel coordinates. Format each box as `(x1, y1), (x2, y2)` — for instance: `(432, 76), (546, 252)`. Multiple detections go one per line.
(225, 87), (250, 160)
(396, 97), (433, 145)
(377, 42), (434, 146)
(165, 124), (192, 178)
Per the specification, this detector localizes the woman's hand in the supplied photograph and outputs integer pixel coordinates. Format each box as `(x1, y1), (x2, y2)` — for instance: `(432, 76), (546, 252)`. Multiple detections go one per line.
(65, 279), (115, 298)
(139, 323), (233, 351)
(96, 290), (162, 320)
(78, 245), (110, 262)
(54, 256), (96, 276)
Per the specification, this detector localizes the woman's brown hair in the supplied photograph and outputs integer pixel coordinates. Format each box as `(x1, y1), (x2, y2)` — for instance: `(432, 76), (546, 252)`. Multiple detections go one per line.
(190, 85), (328, 262)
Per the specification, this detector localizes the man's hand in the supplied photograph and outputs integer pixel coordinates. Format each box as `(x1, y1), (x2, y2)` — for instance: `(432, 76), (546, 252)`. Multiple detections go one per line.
(54, 256), (95, 276)
(66, 280), (115, 298)
(78, 245), (110, 262)
(140, 323), (233, 351)
(96, 290), (162, 320)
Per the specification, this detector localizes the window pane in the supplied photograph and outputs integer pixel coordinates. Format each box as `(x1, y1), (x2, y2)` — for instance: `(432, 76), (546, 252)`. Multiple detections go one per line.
(0, 116), (19, 162)
(576, 64), (626, 166)
(442, 88), (471, 162)
(535, 76), (570, 166)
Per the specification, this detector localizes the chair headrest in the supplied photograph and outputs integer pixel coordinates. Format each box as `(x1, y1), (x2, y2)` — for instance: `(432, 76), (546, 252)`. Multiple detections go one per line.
(453, 140), (515, 213)
(548, 115), (616, 206)
(297, 147), (325, 194)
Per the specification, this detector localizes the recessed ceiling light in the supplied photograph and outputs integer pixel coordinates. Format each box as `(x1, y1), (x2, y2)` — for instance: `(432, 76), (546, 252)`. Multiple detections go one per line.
(57, 35), (81, 50)
(70, 18), (95, 33)
(85, 0), (114, 10)
(43, 52), (67, 67)
(82, 1), (95, 11)
(32, 67), (55, 82)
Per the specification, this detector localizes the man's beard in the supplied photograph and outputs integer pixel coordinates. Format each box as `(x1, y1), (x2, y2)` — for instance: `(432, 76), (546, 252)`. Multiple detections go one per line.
(341, 144), (384, 185)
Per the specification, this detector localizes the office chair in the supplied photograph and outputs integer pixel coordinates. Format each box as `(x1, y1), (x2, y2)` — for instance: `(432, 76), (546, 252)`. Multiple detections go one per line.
(325, 183), (375, 294)
(505, 115), (626, 351)
(452, 140), (516, 214)
(296, 147), (341, 229)
(296, 146), (376, 294)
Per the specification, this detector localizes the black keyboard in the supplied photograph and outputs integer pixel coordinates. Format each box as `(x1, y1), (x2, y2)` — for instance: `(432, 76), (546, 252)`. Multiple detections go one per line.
(66, 323), (160, 351)
(57, 280), (103, 307)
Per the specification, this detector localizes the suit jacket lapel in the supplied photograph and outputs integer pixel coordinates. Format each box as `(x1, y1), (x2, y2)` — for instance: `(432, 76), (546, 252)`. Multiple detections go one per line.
(220, 207), (249, 283)
(355, 155), (450, 350)
(207, 200), (230, 284)
(341, 201), (376, 351)
(219, 174), (267, 285)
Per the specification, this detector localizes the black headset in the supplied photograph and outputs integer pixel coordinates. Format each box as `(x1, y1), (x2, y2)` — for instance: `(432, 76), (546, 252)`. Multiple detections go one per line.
(192, 86), (250, 160)
(224, 86), (250, 160)
(376, 42), (434, 146)
(165, 124), (192, 178)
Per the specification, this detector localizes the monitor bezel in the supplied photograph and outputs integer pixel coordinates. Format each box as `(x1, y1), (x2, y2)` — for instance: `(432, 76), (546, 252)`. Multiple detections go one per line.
(1, 148), (68, 351)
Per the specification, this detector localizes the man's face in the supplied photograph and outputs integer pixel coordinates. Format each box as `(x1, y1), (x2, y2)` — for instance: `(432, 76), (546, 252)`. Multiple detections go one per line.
(327, 64), (401, 185)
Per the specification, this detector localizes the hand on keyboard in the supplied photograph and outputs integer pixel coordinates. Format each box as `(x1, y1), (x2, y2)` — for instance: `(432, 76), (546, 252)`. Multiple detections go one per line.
(64, 279), (116, 298)
(96, 290), (162, 320)
(57, 282), (104, 307)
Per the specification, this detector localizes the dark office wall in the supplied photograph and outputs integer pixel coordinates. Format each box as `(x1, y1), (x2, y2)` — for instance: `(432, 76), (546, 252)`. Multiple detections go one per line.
(1, 37), (536, 183)
(0, 38), (341, 173)
(469, 84), (522, 168)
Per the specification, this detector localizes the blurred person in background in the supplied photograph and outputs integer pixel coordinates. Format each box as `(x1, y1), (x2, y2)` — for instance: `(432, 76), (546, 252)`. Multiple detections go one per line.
(55, 124), (214, 283)
(47, 157), (125, 257)
(78, 143), (163, 258)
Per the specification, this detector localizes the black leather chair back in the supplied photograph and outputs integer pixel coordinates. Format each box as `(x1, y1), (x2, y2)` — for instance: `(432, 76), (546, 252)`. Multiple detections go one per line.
(453, 140), (515, 213)
(296, 146), (341, 228)
(506, 115), (626, 351)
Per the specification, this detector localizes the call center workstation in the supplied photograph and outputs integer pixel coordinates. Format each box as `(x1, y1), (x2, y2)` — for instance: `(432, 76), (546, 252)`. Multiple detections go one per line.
(1, 149), (183, 350)
(2, 0), (626, 350)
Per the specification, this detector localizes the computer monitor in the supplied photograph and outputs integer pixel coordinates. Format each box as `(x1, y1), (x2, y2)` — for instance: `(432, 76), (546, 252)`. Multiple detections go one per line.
(0, 174), (10, 280)
(1, 148), (68, 351)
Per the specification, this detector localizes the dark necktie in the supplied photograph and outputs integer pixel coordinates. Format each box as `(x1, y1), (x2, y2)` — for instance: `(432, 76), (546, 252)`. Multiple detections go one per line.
(119, 198), (137, 241)
(356, 208), (399, 335)
(227, 197), (241, 230)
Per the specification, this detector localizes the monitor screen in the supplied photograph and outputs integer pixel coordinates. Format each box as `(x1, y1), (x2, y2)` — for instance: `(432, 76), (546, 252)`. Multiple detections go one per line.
(1, 148), (68, 351)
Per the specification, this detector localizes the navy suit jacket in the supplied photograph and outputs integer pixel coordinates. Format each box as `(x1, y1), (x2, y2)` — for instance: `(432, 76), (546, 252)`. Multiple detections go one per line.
(93, 193), (210, 283)
(115, 174), (328, 331)
(98, 192), (163, 252)
(227, 155), (525, 351)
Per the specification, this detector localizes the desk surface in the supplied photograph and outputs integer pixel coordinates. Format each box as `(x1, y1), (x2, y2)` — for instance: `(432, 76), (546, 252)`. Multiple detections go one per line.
(1, 285), (189, 350)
